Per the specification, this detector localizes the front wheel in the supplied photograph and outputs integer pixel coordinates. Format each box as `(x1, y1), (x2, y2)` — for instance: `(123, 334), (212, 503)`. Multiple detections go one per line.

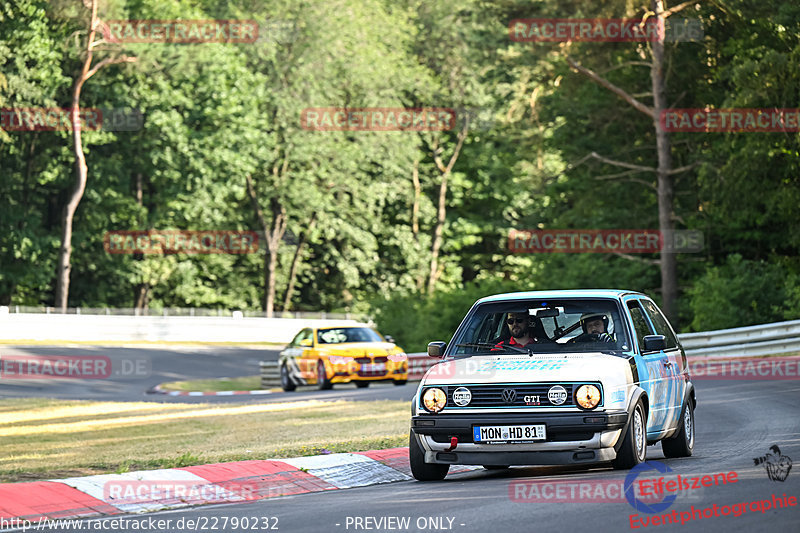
(661, 400), (694, 458)
(355, 381), (370, 388)
(316, 361), (333, 390)
(612, 401), (647, 469)
(409, 433), (449, 481)
(393, 380), (407, 386)
(280, 364), (296, 392)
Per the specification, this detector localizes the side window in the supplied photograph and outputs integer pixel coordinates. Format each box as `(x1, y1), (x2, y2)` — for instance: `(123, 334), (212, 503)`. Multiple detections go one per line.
(641, 301), (678, 349)
(627, 301), (655, 353)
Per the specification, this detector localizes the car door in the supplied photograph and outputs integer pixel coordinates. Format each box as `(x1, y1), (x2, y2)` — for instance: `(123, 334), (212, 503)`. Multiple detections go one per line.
(640, 299), (686, 434)
(296, 329), (317, 380)
(281, 329), (308, 382)
(624, 298), (671, 439)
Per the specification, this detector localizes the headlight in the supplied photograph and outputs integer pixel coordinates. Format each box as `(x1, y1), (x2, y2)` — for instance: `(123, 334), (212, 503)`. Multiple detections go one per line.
(575, 384), (601, 410)
(422, 388), (447, 413)
(328, 356), (353, 365)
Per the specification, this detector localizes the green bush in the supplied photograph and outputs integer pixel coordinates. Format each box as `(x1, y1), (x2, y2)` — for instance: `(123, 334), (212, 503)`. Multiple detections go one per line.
(686, 254), (800, 331)
(370, 278), (520, 353)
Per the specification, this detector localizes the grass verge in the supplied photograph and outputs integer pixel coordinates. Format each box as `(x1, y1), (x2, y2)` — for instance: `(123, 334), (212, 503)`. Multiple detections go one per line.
(158, 376), (262, 391)
(0, 398), (409, 483)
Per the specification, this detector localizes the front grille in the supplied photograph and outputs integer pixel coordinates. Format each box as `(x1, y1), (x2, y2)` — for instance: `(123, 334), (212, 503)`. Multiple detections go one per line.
(358, 369), (387, 377)
(440, 383), (602, 408)
(354, 356), (388, 364)
(355, 354), (389, 377)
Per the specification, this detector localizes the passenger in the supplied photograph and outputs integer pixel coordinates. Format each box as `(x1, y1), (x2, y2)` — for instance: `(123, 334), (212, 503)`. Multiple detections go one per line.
(568, 312), (615, 344)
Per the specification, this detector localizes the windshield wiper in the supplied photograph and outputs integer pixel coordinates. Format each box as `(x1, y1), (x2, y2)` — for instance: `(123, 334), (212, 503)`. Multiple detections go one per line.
(455, 342), (530, 355)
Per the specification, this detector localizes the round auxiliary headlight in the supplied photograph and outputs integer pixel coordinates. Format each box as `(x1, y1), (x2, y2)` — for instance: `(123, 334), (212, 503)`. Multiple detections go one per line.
(422, 388), (447, 413)
(575, 384), (601, 410)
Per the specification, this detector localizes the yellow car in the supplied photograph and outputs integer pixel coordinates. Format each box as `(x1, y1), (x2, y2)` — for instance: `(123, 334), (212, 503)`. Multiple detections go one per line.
(278, 326), (409, 391)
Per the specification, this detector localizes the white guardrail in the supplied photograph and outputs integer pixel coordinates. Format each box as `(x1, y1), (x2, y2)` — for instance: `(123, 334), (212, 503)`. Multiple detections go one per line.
(406, 319), (800, 380)
(0, 307), (365, 344)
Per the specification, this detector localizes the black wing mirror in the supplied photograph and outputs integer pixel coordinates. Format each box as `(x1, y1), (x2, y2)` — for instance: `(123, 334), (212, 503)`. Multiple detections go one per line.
(427, 341), (447, 357)
(643, 334), (666, 352)
(384, 335), (395, 344)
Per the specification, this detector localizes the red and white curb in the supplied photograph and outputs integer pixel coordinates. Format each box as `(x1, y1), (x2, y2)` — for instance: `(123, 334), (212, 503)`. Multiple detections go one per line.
(149, 384), (273, 396)
(0, 448), (479, 522)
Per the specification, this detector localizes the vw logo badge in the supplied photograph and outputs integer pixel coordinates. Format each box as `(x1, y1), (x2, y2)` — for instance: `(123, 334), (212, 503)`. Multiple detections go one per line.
(452, 387), (472, 406)
(548, 385), (568, 405)
(501, 388), (517, 404)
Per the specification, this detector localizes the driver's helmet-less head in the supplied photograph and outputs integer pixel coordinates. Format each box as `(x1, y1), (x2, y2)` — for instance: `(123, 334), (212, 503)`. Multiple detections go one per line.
(580, 312), (609, 334)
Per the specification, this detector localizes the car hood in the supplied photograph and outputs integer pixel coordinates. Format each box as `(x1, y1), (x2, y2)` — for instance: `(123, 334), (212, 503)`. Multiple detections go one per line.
(421, 352), (633, 387)
(320, 342), (400, 356)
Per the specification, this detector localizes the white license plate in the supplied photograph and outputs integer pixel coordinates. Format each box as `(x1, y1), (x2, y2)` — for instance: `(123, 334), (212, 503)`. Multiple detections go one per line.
(473, 424), (546, 443)
(360, 363), (385, 372)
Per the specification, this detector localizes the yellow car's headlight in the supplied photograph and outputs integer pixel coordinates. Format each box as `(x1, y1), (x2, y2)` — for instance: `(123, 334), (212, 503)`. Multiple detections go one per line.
(575, 384), (601, 410)
(422, 388), (447, 413)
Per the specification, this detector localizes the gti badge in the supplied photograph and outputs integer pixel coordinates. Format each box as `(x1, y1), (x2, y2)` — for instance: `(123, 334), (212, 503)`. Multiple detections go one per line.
(452, 387), (472, 406)
(548, 385), (568, 405)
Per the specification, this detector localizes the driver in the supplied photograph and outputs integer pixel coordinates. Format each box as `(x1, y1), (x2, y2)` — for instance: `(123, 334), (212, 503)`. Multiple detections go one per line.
(493, 311), (551, 350)
(568, 312), (615, 344)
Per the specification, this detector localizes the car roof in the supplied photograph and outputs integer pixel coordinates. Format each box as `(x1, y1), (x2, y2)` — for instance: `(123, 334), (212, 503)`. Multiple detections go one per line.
(315, 323), (372, 331)
(476, 289), (646, 305)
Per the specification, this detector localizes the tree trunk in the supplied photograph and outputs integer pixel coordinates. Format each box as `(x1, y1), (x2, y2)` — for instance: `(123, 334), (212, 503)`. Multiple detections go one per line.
(282, 212), (317, 312)
(427, 171), (448, 295)
(411, 158), (426, 291)
(264, 246), (278, 316)
(426, 123), (469, 295)
(565, 2), (683, 324)
(53, 0), (136, 312)
(54, 60), (92, 312)
(246, 174), (287, 318)
(132, 172), (150, 312)
(651, 0), (677, 324)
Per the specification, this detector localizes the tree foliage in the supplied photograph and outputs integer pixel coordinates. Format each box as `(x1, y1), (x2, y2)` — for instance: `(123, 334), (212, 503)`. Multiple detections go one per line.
(1, 0), (798, 342)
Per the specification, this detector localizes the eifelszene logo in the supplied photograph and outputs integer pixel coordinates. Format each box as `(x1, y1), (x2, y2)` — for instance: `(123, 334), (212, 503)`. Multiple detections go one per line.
(753, 445), (793, 482)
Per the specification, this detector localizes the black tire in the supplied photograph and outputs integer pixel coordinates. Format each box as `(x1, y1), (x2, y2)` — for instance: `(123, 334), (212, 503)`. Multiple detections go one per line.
(393, 380), (407, 386)
(280, 363), (296, 392)
(483, 465), (510, 470)
(355, 381), (370, 388)
(612, 401), (647, 470)
(409, 432), (449, 481)
(661, 400), (695, 458)
(316, 360), (333, 390)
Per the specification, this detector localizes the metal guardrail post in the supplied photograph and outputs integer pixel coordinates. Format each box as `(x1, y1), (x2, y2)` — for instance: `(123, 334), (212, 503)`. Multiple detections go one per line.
(260, 361), (281, 389)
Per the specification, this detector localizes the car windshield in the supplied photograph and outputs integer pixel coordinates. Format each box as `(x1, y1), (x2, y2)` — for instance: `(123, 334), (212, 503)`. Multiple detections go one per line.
(317, 327), (383, 344)
(450, 298), (632, 355)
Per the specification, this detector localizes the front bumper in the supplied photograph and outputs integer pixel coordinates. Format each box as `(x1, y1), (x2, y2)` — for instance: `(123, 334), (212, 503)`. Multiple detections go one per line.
(411, 411), (627, 465)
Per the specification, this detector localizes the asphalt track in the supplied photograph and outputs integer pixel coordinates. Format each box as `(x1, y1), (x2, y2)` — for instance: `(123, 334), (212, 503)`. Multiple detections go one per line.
(16, 377), (800, 533)
(0, 344), (414, 402)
